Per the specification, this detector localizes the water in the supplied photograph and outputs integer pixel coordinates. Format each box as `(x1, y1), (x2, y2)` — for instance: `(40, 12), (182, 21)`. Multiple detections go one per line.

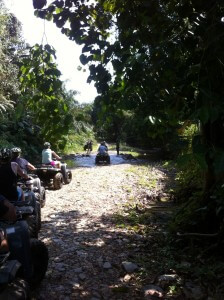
(63, 152), (131, 168)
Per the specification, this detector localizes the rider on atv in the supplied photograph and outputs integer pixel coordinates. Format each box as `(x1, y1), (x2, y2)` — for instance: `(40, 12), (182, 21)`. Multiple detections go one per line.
(42, 142), (62, 168)
(98, 141), (108, 154)
(11, 147), (36, 174)
(0, 194), (16, 221)
(95, 142), (110, 165)
(0, 148), (31, 201)
(11, 147), (46, 208)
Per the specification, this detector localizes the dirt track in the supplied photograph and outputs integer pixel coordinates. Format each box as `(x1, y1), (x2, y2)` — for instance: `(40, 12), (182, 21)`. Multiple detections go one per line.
(35, 151), (169, 300)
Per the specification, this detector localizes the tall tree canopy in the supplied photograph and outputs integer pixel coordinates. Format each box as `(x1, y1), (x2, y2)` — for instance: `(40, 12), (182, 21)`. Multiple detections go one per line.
(0, 0), (89, 153)
(0, 0), (25, 111)
(34, 0), (224, 193)
(19, 43), (74, 147)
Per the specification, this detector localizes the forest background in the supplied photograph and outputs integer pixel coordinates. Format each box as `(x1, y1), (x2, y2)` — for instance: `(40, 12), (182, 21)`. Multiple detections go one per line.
(1, 0), (224, 245)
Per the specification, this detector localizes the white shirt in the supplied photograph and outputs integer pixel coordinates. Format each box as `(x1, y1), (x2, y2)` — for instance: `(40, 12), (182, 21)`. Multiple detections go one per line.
(42, 149), (52, 164)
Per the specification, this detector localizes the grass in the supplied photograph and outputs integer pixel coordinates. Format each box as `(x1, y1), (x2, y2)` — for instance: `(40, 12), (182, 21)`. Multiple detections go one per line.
(108, 143), (142, 157)
(65, 141), (152, 158)
(111, 150), (224, 298)
(63, 132), (96, 153)
(126, 164), (161, 189)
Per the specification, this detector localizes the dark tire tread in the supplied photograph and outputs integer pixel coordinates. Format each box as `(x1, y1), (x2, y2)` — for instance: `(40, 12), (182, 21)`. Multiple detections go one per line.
(29, 239), (49, 289)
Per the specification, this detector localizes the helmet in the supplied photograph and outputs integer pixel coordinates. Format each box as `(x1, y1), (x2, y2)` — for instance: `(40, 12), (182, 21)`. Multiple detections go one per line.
(0, 148), (12, 161)
(44, 142), (51, 148)
(11, 147), (21, 153)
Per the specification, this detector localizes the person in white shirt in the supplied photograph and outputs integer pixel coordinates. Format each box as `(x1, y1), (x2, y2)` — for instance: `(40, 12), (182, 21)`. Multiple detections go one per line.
(42, 142), (61, 168)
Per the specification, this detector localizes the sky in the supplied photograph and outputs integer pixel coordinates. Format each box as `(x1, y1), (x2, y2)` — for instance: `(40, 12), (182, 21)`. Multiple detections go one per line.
(4, 0), (98, 104)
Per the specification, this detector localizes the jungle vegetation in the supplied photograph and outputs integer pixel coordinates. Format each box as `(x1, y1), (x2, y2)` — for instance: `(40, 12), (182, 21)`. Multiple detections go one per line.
(1, 0), (224, 236)
(0, 0), (223, 291)
(32, 0), (224, 234)
(0, 0), (94, 160)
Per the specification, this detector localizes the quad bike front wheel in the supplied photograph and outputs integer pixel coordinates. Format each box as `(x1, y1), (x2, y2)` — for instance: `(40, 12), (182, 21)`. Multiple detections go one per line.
(95, 156), (100, 165)
(25, 214), (38, 239)
(64, 170), (72, 184)
(32, 193), (41, 231)
(29, 239), (49, 289)
(53, 172), (63, 190)
(40, 186), (46, 208)
(36, 200), (41, 231)
(61, 165), (72, 184)
(32, 177), (41, 193)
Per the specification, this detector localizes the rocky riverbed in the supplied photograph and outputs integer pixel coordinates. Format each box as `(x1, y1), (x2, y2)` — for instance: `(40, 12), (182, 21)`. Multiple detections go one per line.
(32, 151), (177, 300)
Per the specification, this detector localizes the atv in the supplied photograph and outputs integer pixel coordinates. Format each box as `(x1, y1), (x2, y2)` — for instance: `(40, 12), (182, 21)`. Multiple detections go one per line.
(0, 231), (30, 299)
(26, 174), (46, 208)
(34, 162), (72, 190)
(0, 219), (48, 295)
(95, 152), (111, 165)
(13, 179), (41, 238)
(14, 199), (40, 239)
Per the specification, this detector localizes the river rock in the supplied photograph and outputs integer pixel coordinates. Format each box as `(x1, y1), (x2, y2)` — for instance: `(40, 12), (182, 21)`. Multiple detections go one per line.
(143, 284), (164, 298)
(122, 261), (138, 273)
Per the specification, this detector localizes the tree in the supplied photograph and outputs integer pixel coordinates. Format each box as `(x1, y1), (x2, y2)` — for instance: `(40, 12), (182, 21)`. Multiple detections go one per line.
(33, 1), (224, 203)
(0, 0), (25, 112)
(19, 43), (74, 149)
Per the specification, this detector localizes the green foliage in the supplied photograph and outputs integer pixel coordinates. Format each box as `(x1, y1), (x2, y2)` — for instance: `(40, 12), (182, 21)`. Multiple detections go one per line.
(0, 2), (95, 158)
(33, 0), (224, 233)
(64, 131), (95, 153)
(0, 2), (44, 158)
(174, 123), (203, 197)
(0, 2), (25, 112)
(19, 44), (74, 148)
(169, 196), (203, 233)
(34, 0), (224, 179)
(0, 115), (42, 160)
(175, 157), (203, 196)
(126, 164), (160, 190)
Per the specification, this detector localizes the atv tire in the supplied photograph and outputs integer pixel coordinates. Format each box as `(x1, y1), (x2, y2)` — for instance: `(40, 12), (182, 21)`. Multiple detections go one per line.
(32, 177), (41, 194)
(25, 215), (38, 239)
(33, 195), (41, 231)
(36, 200), (41, 231)
(0, 278), (30, 299)
(40, 186), (46, 208)
(53, 172), (63, 190)
(29, 239), (49, 289)
(95, 156), (100, 165)
(64, 170), (72, 184)
(35, 189), (46, 208)
(61, 165), (72, 184)
(61, 164), (67, 178)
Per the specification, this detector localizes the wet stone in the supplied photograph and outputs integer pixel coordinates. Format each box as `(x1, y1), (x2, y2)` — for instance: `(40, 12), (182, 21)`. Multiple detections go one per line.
(74, 267), (83, 273)
(122, 261), (138, 273)
(103, 262), (112, 269)
(79, 273), (86, 280)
